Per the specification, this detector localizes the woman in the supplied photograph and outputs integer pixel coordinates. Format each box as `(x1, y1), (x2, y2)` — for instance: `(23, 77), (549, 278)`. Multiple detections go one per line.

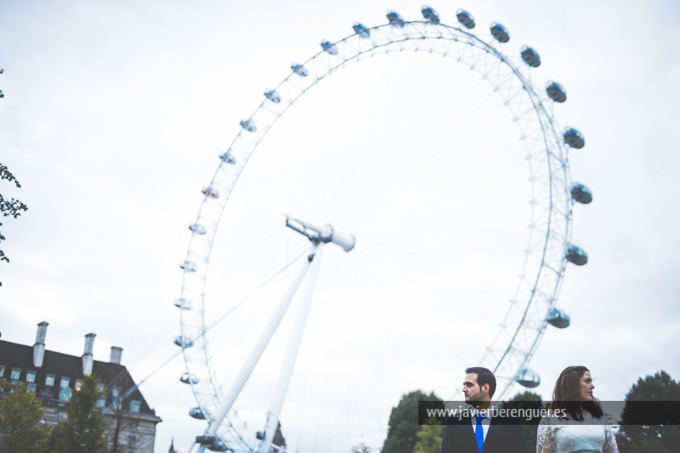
(537, 366), (618, 453)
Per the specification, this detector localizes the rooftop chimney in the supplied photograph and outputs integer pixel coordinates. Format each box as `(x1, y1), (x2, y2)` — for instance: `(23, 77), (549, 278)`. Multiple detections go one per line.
(33, 321), (49, 368)
(110, 346), (123, 364)
(82, 333), (96, 376)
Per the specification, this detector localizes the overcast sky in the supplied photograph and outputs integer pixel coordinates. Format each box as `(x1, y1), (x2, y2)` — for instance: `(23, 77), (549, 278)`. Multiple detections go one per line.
(2, 1), (680, 452)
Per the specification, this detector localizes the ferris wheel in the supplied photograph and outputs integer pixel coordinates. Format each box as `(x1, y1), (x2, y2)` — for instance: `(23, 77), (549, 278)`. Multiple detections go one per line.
(175, 6), (592, 453)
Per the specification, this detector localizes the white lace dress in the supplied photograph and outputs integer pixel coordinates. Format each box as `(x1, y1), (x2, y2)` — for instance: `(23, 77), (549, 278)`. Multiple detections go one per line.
(536, 413), (619, 453)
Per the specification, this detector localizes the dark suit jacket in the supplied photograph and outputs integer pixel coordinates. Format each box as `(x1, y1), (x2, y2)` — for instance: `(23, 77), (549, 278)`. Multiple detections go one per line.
(440, 411), (527, 453)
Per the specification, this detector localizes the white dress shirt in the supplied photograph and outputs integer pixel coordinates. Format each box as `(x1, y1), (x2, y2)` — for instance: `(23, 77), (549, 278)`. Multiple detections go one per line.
(471, 410), (493, 442)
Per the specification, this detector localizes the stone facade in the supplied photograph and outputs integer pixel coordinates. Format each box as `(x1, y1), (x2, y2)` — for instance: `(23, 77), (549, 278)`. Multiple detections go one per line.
(0, 323), (162, 453)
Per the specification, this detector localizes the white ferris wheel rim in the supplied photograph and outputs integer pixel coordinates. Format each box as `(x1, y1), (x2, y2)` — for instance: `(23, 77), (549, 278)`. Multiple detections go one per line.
(178, 17), (574, 452)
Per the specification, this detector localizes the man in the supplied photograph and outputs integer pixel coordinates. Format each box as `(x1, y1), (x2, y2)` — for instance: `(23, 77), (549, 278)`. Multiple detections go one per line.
(440, 367), (527, 453)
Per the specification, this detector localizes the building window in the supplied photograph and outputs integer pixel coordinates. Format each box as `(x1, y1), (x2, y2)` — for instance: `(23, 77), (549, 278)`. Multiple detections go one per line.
(60, 377), (70, 388)
(58, 411), (67, 420)
(129, 400), (141, 413)
(27, 383), (37, 392)
(0, 366), (4, 377)
(10, 368), (21, 380)
(96, 383), (104, 392)
(59, 387), (73, 402)
(75, 380), (82, 391)
(39, 387), (54, 399)
(45, 374), (55, 386)
(96, 396), (106, 408)
(26, 371), (36, 383)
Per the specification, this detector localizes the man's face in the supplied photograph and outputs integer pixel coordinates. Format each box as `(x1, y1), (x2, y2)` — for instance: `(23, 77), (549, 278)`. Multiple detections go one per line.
(462, 373), (488, 404)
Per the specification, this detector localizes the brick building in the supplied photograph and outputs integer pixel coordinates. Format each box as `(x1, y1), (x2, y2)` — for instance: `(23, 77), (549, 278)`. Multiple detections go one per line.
(0, 322), (162, 452)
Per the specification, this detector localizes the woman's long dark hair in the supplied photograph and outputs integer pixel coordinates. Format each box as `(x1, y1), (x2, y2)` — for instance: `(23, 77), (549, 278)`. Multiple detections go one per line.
(548, 366), (603, 421)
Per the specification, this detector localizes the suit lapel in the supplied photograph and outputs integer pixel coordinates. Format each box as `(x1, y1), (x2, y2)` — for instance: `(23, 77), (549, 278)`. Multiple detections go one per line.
(481, 417), (502, 451)
(462, 413), (480, 452)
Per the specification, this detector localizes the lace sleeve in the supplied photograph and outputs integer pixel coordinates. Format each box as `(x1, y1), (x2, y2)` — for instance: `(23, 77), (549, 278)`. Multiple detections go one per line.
(602, 425), (619, 453)
(536, 417), (555, 453)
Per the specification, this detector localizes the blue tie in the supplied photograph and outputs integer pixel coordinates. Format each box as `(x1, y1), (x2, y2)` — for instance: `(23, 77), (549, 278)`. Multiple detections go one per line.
(475, 413), (485, 452)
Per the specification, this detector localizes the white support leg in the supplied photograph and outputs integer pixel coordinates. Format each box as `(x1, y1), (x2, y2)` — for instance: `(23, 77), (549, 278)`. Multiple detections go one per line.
(258, 242), (326, 453)
(196, 248), (316, 453)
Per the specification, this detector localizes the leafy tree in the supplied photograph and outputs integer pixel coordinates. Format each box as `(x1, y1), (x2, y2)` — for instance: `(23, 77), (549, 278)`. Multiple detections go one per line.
(0, 379), (52, 453)
(350, 442), (372, 453)
(48, 375), (108, 453)
(616, 435), (669, 453)
(618, 371), (680, 453)
(499, 391), (545, 449)
(0, 163), (28, 285)
(413, 422), (443, 453)
(383, 390), (443, 453)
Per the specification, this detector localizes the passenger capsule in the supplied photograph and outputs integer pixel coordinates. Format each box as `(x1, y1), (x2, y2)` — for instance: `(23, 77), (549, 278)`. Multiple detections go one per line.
(353, 22), (370, 38)
(174, 298), (192, 310)
(208, 439), (229, 452)
(546, 81), (567, 103)
(179, 261), (197, 272)
(456, 9), (475, 29)
(189, 407), (206, 420)
(196, 436), (216, 447)
(565, 244), (588, 266)
(490, 22), (510, 43)
(291, 63), (308, 77)
(421, 6), (440, 24)
(0, 90), (4, 99)
(219, 151), (236, 164)
(202, 187), (219, 198)
(515, 369), (541, 388)
(520, 46), (541, 68)
(386, 11), (405, 28)
(321, 41), (338, 55)
(547, 308), (571, 328)
(563, 127), (585, 149)
(174, 336), (194, 348)
(570, 183), (593, 204)
(264, 90), (281, 103)
(189, 223), (207, 235)
(239, 119), (256, 132)
(179, 373), (199, 385)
